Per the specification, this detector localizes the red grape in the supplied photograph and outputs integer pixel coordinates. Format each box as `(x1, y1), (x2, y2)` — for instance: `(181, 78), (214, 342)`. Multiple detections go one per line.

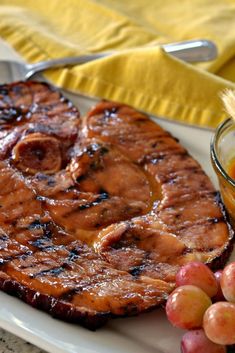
(166, 285), (212, 329)
(181, 329), (226, 353)
(221, 262), (235, 302)
(176, 261), (218, 297)
(203, 301), (235, 345)
(213, 270), (225, 302)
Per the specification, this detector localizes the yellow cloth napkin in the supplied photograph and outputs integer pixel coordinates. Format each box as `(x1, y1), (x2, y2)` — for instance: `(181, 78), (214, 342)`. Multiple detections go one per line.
(0, 0), (235, 127)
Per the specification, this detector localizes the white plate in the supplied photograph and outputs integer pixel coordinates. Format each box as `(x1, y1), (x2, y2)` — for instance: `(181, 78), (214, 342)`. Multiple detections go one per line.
(0, 38), (233, 353)
(0, 90), (228, 353)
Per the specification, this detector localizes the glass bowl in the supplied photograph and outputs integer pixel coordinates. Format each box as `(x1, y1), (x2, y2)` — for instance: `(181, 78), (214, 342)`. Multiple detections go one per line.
(211, 117), (235, 225)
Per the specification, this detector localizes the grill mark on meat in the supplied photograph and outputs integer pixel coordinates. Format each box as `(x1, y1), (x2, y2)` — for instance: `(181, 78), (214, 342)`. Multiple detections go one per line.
(0, 234), (8, 241)
(30, 265), (65, 278)
(28, 219), (46, 230)
(159, 191), (218, 211)
(68, 248), (80, 261)
(165, 216), (226, 232)
(0, 250), (33, 265)
(148, 150), (190, 164)
(158, 165), (200, 184)
(55, 192), (110, 220)
(29, 238), (54, 251)
(30, 247), (85, 278)
(158, 190), (217, 210)
(78, 192), (109, 210)
(28, 220), (53, 237)
(85, 143), (109, 157)
(129, 265), (145, 277)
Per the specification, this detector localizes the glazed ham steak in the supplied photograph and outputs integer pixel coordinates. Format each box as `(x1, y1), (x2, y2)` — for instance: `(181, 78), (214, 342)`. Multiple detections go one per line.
(0, 81), (233, 329)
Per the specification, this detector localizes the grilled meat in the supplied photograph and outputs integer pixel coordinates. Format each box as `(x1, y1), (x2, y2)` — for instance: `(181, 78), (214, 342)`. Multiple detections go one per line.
(0, 82), (232, 329)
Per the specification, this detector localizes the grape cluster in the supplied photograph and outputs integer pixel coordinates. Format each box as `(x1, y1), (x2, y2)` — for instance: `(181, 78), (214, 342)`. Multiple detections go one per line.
(165, 261), (235, 353)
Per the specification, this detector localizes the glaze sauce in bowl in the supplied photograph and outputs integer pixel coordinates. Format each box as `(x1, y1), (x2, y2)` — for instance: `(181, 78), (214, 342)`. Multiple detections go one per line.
(211, 118), (235, 225)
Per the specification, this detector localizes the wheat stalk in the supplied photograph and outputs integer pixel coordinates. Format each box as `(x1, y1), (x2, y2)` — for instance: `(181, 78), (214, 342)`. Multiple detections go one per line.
(221, 89), (235, 121)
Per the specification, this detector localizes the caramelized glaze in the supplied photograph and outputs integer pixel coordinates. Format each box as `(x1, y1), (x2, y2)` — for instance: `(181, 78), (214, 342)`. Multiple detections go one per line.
(0, 82), (232, 329)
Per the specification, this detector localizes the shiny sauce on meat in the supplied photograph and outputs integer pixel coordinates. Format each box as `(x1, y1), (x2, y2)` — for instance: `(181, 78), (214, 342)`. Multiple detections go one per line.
(0, 82), (232, 330)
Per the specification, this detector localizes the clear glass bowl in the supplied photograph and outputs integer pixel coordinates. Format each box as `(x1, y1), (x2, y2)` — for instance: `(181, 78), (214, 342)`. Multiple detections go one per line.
(211, 118), (235, 225)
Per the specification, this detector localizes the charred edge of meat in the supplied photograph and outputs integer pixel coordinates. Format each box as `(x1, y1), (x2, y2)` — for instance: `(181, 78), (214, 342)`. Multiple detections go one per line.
(207, 191), (235, 271)
(104, 107), (119, 118)
(0, 86), (9, 96)
(215, 191), (234, 242)
(0, 276), (109, 330)
(87, 100), (123, 120)
(4, 81), (60, 103)
(0, 107), (24, 124)
(109, 297), (169, 319)
(0, 80), (80, 122)
(208, 240), (234, 272)
(208, 217), (225, 224)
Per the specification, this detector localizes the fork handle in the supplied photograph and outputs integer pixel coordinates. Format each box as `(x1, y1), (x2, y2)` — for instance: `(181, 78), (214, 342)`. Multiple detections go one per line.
(163, 39), (217, 62)
(25, 39), (217, 80)
(25, 52), (111, 79)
